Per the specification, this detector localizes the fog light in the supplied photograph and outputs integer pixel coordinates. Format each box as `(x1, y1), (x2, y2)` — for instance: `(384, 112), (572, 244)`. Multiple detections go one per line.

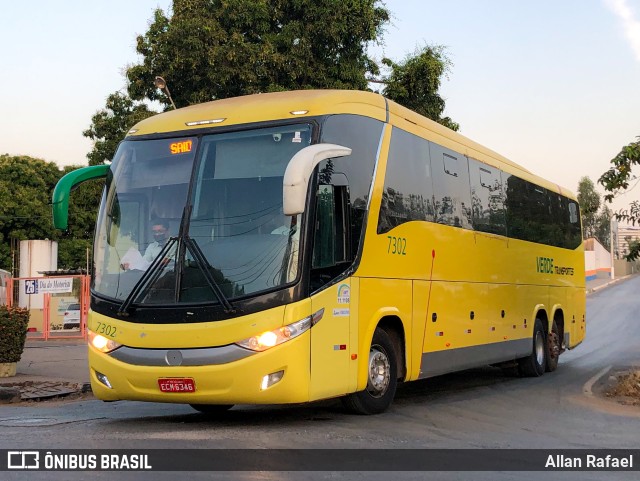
(261, 370), (284, 390)
(95, 371), (112, 389)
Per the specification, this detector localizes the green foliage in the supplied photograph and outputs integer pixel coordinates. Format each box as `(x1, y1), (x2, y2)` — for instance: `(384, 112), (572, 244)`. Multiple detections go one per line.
(625, 237), (640, 261)
(0, 155), (101, 271)
(83, 92), (155, 166)
(577, 176), (601, 239)
(0, 155), (61, 270)
(599, 137), (640, 204)
(127, 0), (389, 108)
(599, 136), (640, 260)
(381, 46), (459, 131)
(595, 205), (612, 251)
(576, 176), (611, 249)
(84, 0), (458, 170)
(0, 305), (29, 363)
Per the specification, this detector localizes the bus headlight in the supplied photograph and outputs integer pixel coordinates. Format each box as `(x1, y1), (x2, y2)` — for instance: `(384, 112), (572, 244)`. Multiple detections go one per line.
(236, 309), (324, 352)
(88, 330), (122, 353)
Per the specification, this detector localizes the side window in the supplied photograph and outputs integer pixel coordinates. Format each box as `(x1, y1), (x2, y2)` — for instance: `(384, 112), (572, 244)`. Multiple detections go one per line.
(504, 173), (582, 249)
(565, 199), (582, 249)
(313, 185), (337, 269)
(469, 159), (506, 236)
(377, 128), (434, 234)
(321, 114), (384, 257)
(430, 143), (472, 229)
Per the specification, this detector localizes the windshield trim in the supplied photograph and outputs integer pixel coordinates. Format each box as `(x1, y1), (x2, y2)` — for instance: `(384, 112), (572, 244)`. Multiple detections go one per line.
(92, 118), (321, 314)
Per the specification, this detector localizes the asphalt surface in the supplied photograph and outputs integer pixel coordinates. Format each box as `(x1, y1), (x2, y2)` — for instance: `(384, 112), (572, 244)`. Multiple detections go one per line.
(0, 276), (638, 480)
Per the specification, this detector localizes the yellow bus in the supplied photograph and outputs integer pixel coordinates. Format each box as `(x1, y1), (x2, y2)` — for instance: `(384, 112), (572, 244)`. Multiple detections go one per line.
(53, 90), (585, 414)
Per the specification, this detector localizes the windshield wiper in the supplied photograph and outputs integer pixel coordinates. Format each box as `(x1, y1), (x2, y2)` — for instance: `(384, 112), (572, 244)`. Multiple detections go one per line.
(184, 236), (236, 314)
(117, 237), (177, 316)
(117, 206), (236, 315)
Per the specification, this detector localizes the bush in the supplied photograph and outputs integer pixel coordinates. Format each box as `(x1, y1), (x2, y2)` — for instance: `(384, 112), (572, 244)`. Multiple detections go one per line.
(0, 306), (30, 363)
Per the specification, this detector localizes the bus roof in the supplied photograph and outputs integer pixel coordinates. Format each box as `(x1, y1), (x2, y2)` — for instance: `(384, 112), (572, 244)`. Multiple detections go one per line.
(127, 89), (575, 199)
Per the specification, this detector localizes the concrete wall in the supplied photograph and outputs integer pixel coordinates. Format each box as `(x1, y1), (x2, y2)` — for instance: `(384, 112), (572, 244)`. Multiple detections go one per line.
(18, 240), (58, 309)
(584, 238), (611, 281)
(614, 259), (640, 277)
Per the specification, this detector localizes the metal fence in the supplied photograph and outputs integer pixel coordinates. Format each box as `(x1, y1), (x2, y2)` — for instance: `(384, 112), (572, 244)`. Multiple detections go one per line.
(6, 275), (90, 341)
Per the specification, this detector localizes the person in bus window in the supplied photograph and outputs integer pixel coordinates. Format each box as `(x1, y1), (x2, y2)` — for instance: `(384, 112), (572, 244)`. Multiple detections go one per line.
(121, 220), (174, 270)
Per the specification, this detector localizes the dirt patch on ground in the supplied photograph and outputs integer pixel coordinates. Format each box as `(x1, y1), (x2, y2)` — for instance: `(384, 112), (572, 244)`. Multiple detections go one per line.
(604, 369), (640, 406)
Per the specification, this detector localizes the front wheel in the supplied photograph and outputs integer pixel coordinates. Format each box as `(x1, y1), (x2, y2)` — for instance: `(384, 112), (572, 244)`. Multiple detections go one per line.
(342, 328), (398, 415)
(518, 318), (547, 377)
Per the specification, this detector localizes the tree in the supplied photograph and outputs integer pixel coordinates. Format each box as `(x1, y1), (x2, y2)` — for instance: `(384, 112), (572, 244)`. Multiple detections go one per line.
(83, 92), (155, 166)
(599, 136), (640, 259)
(84, 0), (458, 164)
(0, 155), (99, 272)
(0, 155), (60, 270)
(127, 0), (389, 107)
(576, 176), (612, 250)
(577, 176), (601, 239)
(379, 46), (459, 131)
(594, 205), (612, 251)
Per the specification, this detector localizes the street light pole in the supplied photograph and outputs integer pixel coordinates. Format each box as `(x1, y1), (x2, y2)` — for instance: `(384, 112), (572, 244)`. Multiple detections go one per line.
(610, 216), (616, 280)
(154, 76), (177, 110)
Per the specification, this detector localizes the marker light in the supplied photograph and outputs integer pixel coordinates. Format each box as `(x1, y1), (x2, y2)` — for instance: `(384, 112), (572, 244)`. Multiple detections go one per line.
(88, 330), (122, 354)
(290, 110), (309, 115)
(261, 370), (284, 390)
(95, 371), (113, 389)
(236, 310), (324, 352)
(185, 118), (226, 126)
(127, 129), (139, 134)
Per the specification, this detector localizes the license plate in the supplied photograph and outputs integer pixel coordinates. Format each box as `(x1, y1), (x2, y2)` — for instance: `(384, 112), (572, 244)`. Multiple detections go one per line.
(158, 378), (196, 393)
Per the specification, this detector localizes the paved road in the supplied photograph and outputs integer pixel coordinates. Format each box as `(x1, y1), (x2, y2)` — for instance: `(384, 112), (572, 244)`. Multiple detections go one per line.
(1, 278), (640, 480)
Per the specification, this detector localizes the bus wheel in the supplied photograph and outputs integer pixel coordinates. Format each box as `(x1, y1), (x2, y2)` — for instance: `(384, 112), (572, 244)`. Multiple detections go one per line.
(190, 404), (233, 414)
(546, 320), (560, 372)
(518, 318), (546, 377)
(342, 328), (398, 415)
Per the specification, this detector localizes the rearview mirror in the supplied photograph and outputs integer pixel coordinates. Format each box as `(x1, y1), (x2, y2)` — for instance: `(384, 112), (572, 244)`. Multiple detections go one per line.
(52, 164), (109, 229)
(282, 144), (351, 215)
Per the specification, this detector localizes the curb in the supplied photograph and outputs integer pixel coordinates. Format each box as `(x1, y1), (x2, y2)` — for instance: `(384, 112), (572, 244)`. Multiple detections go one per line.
(586, 274), (634, 295)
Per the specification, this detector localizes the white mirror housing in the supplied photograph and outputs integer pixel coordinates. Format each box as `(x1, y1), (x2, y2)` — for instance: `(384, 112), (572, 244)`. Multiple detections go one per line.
(282, 143), (352, 215)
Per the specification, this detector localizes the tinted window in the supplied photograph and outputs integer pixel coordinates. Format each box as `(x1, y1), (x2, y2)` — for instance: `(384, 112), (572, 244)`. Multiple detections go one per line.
(378, 128), (435, 234)
(321, 114), (385, 253)
(469, 159), (506, 235)
(429, 143), (472, 229)
(504, 173), (582, 249)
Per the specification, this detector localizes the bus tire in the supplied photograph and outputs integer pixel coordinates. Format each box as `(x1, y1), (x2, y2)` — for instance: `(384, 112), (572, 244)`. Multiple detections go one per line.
(518, 318), (546, 377)
(190, 404), (233, 414)
(546, 319), (560, 372)
(342, 328), (398, 415)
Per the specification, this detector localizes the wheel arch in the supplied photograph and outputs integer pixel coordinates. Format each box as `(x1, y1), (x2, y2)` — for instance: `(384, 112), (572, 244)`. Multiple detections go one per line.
(377, 315), (407, 382)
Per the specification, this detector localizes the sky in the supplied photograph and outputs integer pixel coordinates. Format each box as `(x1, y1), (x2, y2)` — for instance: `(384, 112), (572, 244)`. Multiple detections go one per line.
(1, 0), (639, 213)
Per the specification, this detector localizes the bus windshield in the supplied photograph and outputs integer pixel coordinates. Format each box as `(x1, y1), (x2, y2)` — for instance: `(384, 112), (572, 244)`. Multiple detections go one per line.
(93, 124), (312, 306)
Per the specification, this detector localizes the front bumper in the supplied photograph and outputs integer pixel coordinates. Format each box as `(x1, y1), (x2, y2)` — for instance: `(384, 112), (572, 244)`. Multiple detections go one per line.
(89, 330), (311, 405)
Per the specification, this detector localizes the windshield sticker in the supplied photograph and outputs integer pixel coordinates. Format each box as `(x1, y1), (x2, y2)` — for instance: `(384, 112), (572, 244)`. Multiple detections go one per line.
(337, 284), (350, 304)
(292, 132), (302, 143)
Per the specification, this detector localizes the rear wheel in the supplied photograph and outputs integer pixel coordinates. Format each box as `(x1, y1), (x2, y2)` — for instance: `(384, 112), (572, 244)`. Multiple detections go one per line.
(546, 320), (560, 372)
(342, 328), (398, 415)
(518, 318), (546, 377)
(190, 404), (233, 414)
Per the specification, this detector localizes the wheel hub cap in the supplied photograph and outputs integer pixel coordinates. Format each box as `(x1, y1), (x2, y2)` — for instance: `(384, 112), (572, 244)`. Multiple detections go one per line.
(367, 347), (390, 398)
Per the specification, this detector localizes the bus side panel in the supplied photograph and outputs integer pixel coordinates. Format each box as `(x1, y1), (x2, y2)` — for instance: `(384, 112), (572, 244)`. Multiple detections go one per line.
(420, 281), (494, 378)
(358, 277), (412, 392)
(487, 283), (524, 351)
(309, 280), (352, 401)
(567, 286), (586, 348)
